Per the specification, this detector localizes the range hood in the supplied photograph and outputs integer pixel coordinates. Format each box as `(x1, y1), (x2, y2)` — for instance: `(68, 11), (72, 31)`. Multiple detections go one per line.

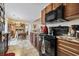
(56, 4), (68, 22)
(53, 18), (68, 22)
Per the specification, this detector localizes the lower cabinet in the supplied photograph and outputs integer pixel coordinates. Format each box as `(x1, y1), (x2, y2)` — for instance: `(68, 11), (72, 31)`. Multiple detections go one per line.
(30, 32), (40, 51)
(57, 38), (79, 56)
(0, 33), (9, 55)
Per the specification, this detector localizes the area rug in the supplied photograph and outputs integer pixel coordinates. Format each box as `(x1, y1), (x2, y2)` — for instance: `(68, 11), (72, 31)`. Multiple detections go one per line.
(0, 53), (15, 56)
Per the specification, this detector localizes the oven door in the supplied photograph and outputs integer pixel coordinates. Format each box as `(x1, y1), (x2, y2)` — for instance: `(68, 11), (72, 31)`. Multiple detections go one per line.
(44, 35), (57, 56)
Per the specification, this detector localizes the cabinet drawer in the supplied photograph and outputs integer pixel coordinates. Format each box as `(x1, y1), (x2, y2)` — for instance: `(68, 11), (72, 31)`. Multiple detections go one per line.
(57, 39), (79, 56)
(58, 39), (79, 50)
(58, 46), (78, 56)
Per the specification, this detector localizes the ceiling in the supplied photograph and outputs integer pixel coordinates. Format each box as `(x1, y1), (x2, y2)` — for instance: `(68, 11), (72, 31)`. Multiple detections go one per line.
(5, 3), (48, 22)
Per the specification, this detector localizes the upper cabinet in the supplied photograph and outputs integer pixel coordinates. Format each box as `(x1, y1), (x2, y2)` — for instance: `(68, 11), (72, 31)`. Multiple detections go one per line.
(41, 4), (53, 25)
(41, 3), (62, 25)
(53, 3), (62, 10)
(45, 3), (53, 14)
(41, 9), (46, 25)
(64, 3), (79, 20)
(41, 3), (79, 25)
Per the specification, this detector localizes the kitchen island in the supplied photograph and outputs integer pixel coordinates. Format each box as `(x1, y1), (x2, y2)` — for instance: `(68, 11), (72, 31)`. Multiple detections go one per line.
(57, 36), (79, 56)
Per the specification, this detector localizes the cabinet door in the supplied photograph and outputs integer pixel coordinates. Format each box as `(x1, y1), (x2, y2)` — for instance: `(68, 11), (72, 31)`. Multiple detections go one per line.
(45, 3), (53, 14)
(64, 3), (79, 20)
(53, 3), (62, 10)
(41, 9), (45, 25)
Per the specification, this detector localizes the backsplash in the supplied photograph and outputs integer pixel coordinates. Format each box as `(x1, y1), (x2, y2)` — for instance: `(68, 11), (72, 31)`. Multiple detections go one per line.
(46, 18), (79, 27)
(46, 18), (79, 35)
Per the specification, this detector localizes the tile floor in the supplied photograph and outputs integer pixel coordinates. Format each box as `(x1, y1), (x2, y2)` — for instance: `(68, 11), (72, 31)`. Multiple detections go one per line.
(7, 38), (39, 56)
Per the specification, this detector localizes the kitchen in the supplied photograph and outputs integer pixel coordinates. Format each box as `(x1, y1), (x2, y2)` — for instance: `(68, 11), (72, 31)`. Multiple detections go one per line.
(31, 3), (79, 56)
(0, 3), (79, 56)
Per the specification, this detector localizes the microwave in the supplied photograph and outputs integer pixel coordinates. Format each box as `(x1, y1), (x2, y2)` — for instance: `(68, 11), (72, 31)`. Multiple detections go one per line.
(45, 10), (57, 22)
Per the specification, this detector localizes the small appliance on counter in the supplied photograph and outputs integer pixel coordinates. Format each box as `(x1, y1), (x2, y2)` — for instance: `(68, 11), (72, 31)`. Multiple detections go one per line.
(75, 25), (79, 39)
(71, 25), (79, 37)
(76, 31), (79, 39)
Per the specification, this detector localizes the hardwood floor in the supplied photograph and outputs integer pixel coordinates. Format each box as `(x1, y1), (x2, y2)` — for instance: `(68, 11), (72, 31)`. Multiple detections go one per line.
(7, 39), (39, 56)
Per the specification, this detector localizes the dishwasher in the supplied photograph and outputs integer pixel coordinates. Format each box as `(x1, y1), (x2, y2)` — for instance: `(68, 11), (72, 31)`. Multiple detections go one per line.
(39, 34), (57, 56)
(44, 35), (57, 56)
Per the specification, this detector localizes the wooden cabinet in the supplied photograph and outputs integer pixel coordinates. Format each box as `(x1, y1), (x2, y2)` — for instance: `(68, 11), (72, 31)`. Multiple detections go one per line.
(45, 3), (53, 14)
(41, 3), (62, 25)
(41, 3), (79, 24)
(30, 32), (40, 51)
(41, 4), (53, 25)
(64, 3), (79, 20)
(53, 3), (62, 10)
(57, 38), (79, 56)
(41, 9), (46, 25)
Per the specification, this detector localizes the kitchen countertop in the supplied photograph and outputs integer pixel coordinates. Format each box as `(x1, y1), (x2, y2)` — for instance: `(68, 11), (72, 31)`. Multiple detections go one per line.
(31, 32), (79, 44)
(57, 36), (79, 44)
